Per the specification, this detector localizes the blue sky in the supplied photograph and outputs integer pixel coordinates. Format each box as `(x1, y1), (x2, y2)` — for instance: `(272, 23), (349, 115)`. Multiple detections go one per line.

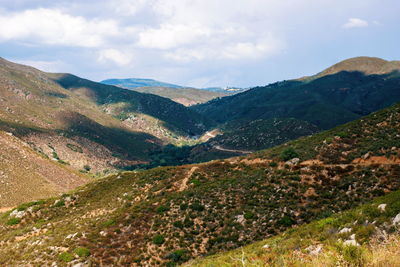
(0, 0), (399, 88)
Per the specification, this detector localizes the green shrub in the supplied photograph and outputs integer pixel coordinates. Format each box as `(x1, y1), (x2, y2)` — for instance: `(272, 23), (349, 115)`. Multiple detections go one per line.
(157, 205), (170, 213)
(103, 219), (116, 227)
(58, 252), (74, 262)
(83, 165), (91, 172)
(244, 212), (255, 220)
(269, 162), (278, 167)
(66, 143), (83, 153)
(278, 215), (295, 227)
(152, 234), (165, 245)
(74, 247), (90, 257)
(190, 202), (205, 212)
(280, 147), (299, 161)
(6, 218), (21, 225)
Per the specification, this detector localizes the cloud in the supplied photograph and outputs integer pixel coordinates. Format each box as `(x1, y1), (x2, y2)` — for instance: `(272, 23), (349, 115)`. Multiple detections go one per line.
(97, 49), (133, 66)
(137, 24), (212, 50)
(343, 18), (368, 29)
(13, 59), (66, 72)
(0, 8), (121, 47)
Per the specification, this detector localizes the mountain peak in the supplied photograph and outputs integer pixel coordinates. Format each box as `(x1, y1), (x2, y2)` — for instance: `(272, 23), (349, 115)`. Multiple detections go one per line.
(317, 56), (400, 77)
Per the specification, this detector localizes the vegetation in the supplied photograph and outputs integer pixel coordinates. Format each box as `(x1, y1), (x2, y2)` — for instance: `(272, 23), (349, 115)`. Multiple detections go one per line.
(0, 102), (399, 265)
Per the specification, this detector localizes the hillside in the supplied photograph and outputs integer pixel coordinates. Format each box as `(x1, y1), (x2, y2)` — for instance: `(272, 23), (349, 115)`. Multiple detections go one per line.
(0, 58), (210, 174)
(192, 57), (400, 130)
(0, 102), (399, 266)
(132, 86), (227, 106)
(0, 130), (87, 208)
(186, 188), (400, 266)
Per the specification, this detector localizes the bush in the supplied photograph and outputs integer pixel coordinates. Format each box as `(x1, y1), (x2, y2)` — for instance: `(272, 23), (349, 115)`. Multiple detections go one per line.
(74, 247), (90, 257)
(157, 205), (170, 213)
(58, 252), (74, 262)
(83, 165), (91, 172)
(278, 215), (295, 227)
(280, 147), (299, 161)
(6, 218), (21, 225)
(190, 202), (205, 212)
(66, 143), (83, 153)
(152, 234), (165, 245)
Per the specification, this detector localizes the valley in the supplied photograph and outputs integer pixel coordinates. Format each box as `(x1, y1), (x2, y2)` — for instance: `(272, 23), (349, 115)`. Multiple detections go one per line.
(0, 56), (399, 266)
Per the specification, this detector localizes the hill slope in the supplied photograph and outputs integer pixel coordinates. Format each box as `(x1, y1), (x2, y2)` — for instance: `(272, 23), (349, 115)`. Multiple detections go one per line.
(0, 130), (87, 208)
(132, 86), (227, 106)
(0, 102), (399, 266)
(192, 57), (400, 130)
(0, 58), (210, 173)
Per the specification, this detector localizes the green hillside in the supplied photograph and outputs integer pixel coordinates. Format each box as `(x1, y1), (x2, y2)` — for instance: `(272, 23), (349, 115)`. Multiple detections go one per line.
(192, 57), (400, 130)
(0, 102), (399, 266)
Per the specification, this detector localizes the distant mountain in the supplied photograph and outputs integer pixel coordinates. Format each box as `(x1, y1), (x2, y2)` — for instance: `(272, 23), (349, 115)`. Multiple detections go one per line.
(129, 86), (227, 106)
(192, 57), (400, 130)
(101, 78), (184, 89)
(100, 78), (244, 105)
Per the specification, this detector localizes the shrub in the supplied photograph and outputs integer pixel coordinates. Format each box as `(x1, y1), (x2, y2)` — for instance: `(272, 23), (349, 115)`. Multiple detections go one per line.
(278, 215), (295, 227)
(190, 202), (205, 212)
(83, 165), (91, 172)
(74, 247), (90, 257)
(58, 252), (74, 262)
(269, 162), (278, 167)
(66, 143), (83, 153)
(152, 234), (165, 245)
(157, 205), (170, 213)
(280, 147), (299, 161)
(244, 212), (255, 220)
(6, 218), (21, 225)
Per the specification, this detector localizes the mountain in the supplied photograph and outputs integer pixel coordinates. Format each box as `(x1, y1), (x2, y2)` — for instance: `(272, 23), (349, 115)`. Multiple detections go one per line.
(101, 78), (231, 106)
(1, 102), (399, 266)
(130, 86), (227, 106)
(0, 58), (210, 174)
(192, 57), (400, 130)
(101, 78), (184, 89)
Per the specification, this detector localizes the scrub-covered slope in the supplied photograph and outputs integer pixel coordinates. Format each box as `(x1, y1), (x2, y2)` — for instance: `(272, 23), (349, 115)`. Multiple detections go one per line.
(0, 103), (399, 266)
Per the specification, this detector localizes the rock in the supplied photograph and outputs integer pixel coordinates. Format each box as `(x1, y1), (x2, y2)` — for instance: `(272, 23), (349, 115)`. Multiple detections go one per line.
(9, 209), (26, 218)
(262, 244), (270, 249)
(377, 204), (386, 212)
(235, 215), (245, 224)
(393, 213), (400, 225)
(343, 239), (359, 246)
(362, 152), (370, 160)
(305, 244), (323, 256)
(285, 158), (300, 166)
(339, 227), (352, 234)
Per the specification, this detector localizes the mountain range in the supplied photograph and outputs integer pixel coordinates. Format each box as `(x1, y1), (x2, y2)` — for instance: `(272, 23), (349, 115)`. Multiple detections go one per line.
(0, 56), (399, 266)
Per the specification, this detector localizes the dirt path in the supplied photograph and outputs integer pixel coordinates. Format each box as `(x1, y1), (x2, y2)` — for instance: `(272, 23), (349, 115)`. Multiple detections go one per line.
(178, 167), (199, 192)
(213, 145), (253, 154)
(0, 207), (13, 213)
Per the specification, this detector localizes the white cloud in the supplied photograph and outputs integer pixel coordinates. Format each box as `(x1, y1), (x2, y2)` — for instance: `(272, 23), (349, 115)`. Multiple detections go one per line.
(97, 49), (133, 66)
(137, 24), (211, 49)
(343, 18), (369, 29)
(0, 8), (121, 47)
(13, 59), (66, 72)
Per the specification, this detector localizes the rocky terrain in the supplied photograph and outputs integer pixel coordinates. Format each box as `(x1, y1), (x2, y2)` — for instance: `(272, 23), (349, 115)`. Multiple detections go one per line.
(0, 101), (399, 266)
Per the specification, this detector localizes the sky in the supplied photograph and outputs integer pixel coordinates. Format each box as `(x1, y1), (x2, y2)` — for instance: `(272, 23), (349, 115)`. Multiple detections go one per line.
(0, 0), (399, 88)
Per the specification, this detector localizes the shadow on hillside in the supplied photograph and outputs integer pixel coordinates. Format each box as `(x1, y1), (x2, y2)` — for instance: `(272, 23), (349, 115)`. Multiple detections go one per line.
(191, 70), (400, 130)
(0, 112), (162, 165)
(57, 111), (161, 161)
(51, 74), (211, 136)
